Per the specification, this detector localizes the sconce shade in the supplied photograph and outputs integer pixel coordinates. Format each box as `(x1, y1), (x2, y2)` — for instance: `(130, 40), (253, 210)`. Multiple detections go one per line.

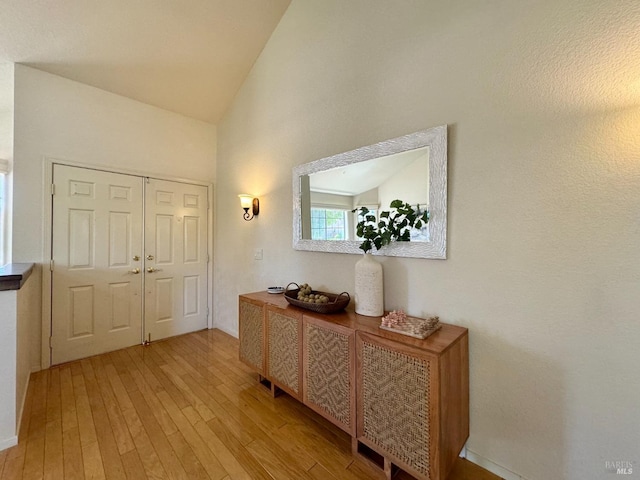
(239, 194), (259, 221)
(239, 194), (253, 209)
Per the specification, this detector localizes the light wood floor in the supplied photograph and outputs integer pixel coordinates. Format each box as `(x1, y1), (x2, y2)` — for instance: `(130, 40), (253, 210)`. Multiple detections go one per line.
(0, 329), (500, 480)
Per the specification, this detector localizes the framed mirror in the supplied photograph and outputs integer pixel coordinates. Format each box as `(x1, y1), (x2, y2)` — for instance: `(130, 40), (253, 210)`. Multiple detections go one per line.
(293, 125), (447, 259)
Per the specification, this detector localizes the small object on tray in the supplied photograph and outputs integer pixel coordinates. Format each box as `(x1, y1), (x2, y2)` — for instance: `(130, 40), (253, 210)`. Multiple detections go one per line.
(267, 286), (285, 294)
(284, 282), (350, 313)
(380, 310), (441, 339)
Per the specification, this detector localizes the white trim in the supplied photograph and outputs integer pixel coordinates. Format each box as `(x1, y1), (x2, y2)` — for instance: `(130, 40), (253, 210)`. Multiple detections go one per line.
(0, 168), (7, 267)
(310, 203), (352, 211)
(214, 324), (238, 339)
(41, 159), (53, 369)
(459, 444), (467, 458)
(41, 156), (214, 369)
(43, 156), (211, 187)
(466, 448), (527, 480)
(0, 435), (18, 452)
(207, 184), (214, 330)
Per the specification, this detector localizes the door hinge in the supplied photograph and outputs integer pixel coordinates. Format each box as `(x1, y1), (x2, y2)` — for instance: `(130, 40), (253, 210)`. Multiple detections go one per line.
(51, 183), (55, 196)
(49, 259), (55, 271)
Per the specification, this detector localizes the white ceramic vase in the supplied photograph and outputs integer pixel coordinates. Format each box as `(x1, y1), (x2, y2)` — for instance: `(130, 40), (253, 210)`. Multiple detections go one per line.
(355, 253), (384, 317)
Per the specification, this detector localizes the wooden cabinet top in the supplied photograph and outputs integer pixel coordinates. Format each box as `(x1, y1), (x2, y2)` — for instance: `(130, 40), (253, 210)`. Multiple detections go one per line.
(240, 291), (467, 355)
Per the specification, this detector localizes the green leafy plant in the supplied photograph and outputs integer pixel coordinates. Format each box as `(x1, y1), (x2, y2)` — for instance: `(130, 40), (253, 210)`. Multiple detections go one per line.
(352, 199), (429, 253)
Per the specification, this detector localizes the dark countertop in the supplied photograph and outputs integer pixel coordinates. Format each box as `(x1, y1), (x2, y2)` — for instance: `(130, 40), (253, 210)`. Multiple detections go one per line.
(0, 263), (35, 291)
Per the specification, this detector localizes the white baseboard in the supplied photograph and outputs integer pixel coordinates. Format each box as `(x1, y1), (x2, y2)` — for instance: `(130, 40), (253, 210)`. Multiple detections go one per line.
(0, 435), (18, 452)
(465, 448), (527, 480)
(212, 324), (238, 339)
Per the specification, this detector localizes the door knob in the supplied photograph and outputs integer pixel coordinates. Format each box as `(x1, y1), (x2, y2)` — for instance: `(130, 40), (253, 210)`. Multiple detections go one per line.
(147, 267), (157, 273)
(130, 268), (140, 274)
(133, 255), (140, 261)
(146, 255), (154, 260)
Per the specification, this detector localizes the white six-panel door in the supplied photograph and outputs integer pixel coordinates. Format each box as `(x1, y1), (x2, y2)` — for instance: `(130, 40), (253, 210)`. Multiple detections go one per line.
(144, 179), (208, 342)
(52, 165), (144, 365)
(51, 165), (209, 365)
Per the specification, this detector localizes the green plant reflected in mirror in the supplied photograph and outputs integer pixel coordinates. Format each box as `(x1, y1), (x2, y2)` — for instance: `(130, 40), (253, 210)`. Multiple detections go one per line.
(353, 200), (430, 254)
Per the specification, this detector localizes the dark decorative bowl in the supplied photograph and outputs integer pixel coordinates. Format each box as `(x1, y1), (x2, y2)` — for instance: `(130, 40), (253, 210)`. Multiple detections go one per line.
(284, 282), (350, 314)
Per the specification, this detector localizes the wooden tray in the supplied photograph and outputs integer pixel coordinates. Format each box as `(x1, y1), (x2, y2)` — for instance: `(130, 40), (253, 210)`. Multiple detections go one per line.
(380, 323), (441, 339)
(379, 315), (441, 339)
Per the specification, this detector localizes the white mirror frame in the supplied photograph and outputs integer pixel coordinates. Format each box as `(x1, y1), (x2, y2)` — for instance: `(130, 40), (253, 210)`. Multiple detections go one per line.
(293, 125), (447, 259)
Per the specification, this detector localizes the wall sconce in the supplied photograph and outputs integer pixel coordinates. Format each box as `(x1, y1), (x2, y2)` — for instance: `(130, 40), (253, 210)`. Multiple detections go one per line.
(238, 194), (259, 221)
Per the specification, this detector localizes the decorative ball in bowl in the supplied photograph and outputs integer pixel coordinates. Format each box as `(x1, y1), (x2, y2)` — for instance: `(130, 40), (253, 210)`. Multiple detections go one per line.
(284, 282), (350, 314)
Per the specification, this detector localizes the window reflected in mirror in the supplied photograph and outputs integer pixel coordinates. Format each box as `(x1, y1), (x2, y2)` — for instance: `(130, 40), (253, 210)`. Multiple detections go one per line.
(310, 208), (349, 240)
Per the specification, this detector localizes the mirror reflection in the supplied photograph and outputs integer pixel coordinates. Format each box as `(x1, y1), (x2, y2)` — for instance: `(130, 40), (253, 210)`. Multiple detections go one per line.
(299, 147), (430, 242)
(292, 125), (447, 259)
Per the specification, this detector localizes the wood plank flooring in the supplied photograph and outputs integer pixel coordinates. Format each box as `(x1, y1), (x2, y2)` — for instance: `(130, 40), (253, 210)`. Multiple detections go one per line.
(0, 329), (501, 480)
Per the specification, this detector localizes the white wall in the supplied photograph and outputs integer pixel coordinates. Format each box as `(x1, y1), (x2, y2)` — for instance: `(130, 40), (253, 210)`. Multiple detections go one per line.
(16, 265), (40, 421)
(11, 65), (217, 369)
(0, 289), (18, 450)
(378, 154), (428, 210)
(0, 64), (13, 161)
(310, 191), (352, 209)
(214, 2), (640, 480)
(0, 268), (40, 452)
(353, 188), (378, 208)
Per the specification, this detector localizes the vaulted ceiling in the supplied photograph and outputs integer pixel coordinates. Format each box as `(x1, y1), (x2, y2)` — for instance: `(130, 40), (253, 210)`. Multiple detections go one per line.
(0, 0), (291, 123)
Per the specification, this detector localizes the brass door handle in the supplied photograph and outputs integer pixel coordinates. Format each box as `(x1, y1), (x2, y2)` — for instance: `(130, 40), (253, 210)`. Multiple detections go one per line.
(147, 267), (157, 273)
(130, 268), (140, 274)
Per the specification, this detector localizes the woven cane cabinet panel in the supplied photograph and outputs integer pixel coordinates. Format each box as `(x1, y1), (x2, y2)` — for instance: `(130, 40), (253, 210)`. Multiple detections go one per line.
(266, 305), (303, 400)
(238, 296), (265, 375)
(356, 331), (469, 480)
(303, 316), (356, 435)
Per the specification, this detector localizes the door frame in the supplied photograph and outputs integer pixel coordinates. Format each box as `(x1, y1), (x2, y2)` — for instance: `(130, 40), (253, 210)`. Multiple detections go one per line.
(41, 157), (214, 369)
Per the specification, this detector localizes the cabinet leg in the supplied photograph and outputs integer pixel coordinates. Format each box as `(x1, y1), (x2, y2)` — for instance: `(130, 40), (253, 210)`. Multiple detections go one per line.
(270, 382), (284, 398)
(258, 375), (272, 391)
(384, 458), (392, 480)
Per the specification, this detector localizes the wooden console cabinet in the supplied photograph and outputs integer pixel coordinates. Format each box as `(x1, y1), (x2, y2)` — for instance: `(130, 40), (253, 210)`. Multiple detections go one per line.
(238, 291), (469, 480)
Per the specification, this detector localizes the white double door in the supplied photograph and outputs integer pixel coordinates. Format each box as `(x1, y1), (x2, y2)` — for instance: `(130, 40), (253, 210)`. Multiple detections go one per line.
(51, 165), (209, 365)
